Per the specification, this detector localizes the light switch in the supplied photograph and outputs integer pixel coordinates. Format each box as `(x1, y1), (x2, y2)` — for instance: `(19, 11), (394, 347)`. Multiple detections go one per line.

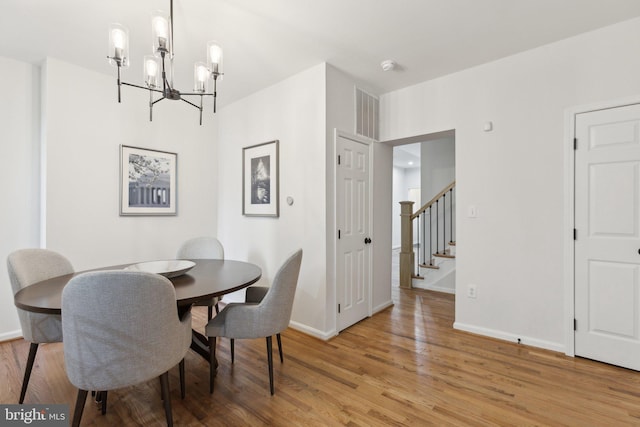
(468, 205), (477, 218)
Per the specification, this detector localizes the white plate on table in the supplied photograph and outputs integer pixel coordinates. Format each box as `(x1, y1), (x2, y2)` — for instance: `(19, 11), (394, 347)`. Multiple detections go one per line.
(124, 260), (196, 278)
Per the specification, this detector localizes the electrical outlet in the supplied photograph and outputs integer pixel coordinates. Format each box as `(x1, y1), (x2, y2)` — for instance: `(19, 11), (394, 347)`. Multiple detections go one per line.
(467, 284), (477, 299)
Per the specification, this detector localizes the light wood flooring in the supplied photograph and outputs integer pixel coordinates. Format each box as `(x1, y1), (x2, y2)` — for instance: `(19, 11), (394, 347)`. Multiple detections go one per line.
(2, 287), (640, 426)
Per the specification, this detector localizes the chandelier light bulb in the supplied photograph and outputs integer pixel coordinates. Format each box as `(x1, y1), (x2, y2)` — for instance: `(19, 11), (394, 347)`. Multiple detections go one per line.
(194, 62), (209, 92)
(153, 16), (169, 38)
(152, 12), (171, 54)
(144, 56), (159, 88)
(108, 24), (129, 67)
(112, 29), (126, 50)
(207, 41), (223, 75)
(145, 59), (158, 77)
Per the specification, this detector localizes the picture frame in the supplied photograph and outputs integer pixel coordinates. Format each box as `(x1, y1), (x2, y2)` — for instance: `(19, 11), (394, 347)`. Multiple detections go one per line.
(243, 140), (279, 217)
(120, 145), (177, 216)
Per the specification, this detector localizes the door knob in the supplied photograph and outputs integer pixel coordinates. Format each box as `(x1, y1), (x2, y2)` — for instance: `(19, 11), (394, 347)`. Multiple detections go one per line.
(364, 237), (372, 244)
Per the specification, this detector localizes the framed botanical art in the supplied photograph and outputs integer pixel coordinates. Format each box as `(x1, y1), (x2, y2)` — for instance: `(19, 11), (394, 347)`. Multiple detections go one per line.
(120, 145), (177, 216)
(243, 140), (279, 217)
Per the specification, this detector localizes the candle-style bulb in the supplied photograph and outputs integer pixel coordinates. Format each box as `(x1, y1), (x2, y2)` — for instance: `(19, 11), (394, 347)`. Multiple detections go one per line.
(108, 24), (129, 67)
(206, 41), (223, 76)
(152, 11), (172, 56)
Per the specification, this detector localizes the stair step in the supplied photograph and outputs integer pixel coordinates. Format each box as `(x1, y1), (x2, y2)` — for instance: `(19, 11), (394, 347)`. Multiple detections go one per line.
(449, 241), (456, 246)
(433, 253), (455, 259)
(412, 274), (424, 280)
(419, 263), (440, 270)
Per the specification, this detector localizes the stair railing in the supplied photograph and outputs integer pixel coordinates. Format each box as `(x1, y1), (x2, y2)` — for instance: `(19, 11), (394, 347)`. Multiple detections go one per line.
(399, 180), (455, 288)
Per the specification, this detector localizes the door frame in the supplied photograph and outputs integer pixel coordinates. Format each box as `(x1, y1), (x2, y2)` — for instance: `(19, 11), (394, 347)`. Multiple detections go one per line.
(333, 129), (374, 332)
(563, 94), (640, 357)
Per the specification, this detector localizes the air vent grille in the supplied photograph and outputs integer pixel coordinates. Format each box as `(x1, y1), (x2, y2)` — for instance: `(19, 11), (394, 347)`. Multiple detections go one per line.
(355, 87), (379, 140)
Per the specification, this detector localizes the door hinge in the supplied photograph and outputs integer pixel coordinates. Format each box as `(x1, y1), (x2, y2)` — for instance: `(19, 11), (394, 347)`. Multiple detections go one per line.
(574, 138), (577, 150)
(338, 229), (341, 239)
(338, 303), (341, 314)
(574, 318), (577, 331)
(573, 229), (577, 240)
(338, 155), (341, 165)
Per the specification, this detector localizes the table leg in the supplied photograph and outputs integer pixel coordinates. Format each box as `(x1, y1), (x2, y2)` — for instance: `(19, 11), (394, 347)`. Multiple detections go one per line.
(178, 303), (218, 371)
(190, 330), (218, 370)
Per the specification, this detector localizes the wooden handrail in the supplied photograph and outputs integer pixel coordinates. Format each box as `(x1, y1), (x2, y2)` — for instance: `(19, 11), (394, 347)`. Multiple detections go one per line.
(410, 180), (456, 220)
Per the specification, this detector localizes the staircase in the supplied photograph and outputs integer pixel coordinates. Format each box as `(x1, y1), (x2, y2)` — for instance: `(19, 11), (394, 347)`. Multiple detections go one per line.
(399, 181), (456, 292)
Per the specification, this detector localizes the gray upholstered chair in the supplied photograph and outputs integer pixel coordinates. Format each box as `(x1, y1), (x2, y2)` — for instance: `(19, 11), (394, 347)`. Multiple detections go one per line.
(238, 286), (283, 364)
(177, 236), (224, 320)
(206, 249), (302, 395)
(7, 248), (74, 403)
(61, 271), (192, 427)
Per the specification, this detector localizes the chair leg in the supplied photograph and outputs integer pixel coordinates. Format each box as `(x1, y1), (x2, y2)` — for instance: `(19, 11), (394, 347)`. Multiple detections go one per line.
(266, 336), (274, 395)
(179, 359), (186, 399)
(231, 339), (235, 363)
(209, 337), (216, 394)
(207, 306), (213, 321)
(276, 333), (284, 363)
(214, 302), (220, 315)
(101, 391), (107, 415)
(159, 372), (173, 427)
(19, 343), (39, 403)
(72, 389), (88, 427)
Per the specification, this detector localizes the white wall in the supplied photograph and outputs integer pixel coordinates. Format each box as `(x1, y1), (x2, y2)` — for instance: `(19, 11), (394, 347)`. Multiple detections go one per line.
(392, 166), (420, 249)
(217, 63), (328, 337)
(0, 56), (219, 338)
(217, 63), (392, 339)
(0, 57), (41, 340)
(41, 58), (218, 271)
(421, 137), (455, 202)
(380, 17), (640, 352)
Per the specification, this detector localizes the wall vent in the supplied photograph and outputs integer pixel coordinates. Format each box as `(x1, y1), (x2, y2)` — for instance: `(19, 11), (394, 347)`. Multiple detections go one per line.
(355, 87), (379, 140)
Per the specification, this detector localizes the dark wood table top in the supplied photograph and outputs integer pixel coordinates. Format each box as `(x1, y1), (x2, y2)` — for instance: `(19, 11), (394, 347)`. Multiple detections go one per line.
(14, 259), (262, 314)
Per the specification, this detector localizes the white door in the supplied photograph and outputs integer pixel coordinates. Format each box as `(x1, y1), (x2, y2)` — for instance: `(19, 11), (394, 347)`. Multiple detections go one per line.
(336, 134), (371, 332)
(575, 103), (640, 370)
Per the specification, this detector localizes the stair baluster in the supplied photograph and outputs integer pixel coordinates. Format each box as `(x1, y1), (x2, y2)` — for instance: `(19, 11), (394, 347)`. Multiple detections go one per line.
(449, 187), (454, 244)
(429, 206), (433, 266)
(415, 212), (420, 277)
(443, 192), (447, 255)
(435, 199), (440, 255)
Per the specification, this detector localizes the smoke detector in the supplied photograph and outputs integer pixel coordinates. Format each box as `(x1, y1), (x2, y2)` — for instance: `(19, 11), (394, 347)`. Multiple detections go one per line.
(381, 60), (396, 72)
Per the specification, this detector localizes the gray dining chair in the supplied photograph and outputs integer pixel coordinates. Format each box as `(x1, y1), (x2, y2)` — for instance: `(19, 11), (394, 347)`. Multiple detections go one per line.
(7, 248), (74, 404)
(177, 236), (224, 320)
(234, 286), (283, 365)
(61, 271), (192, 427)
(206, 249), (302, 395)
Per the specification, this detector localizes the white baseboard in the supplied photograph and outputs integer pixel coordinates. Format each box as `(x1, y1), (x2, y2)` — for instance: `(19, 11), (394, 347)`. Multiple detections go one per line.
(412, 283), (455, 294)
(373, 300), (394, 314)
(0, 329), (22, 343)
(453, 322), (565, 353)
(288, 320), (336, 341)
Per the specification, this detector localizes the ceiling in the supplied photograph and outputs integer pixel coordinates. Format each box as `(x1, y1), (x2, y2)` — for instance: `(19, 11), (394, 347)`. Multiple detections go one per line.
(394, 144), (421, 169)
(3, 0), (640, 109)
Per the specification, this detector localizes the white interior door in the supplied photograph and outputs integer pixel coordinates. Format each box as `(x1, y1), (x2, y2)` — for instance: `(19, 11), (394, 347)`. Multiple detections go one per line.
(336, 134), (371, 332)
(575, 103), (640, 370)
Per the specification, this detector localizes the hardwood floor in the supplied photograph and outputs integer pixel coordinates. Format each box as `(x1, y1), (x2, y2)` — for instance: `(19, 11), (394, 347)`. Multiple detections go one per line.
(2, 287), (640, 426)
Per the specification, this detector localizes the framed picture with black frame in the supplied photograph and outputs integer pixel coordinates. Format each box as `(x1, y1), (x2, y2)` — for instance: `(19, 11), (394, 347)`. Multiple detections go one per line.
(242, 140), (279, 217)
(120, 145), (177, 216)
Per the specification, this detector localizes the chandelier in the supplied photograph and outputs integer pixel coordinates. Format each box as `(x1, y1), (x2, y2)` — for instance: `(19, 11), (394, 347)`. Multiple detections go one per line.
(107, 0), (223, 125)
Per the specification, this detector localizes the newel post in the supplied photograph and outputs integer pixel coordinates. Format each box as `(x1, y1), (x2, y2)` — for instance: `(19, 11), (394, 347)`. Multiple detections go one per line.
(399, 201), (415, 289)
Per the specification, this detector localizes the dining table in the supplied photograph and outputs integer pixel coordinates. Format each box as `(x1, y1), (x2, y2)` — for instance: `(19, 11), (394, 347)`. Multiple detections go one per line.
(13, 258), (262, 365)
